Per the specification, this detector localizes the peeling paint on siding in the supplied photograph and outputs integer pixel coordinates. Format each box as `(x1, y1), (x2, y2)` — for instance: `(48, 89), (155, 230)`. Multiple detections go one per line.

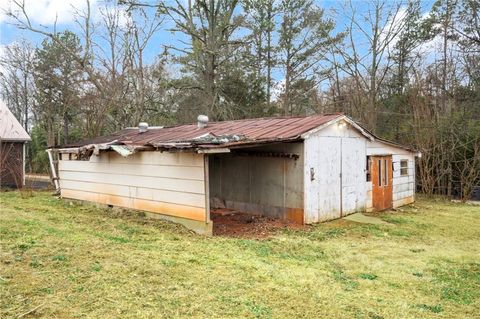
(304, 123), (367, 223)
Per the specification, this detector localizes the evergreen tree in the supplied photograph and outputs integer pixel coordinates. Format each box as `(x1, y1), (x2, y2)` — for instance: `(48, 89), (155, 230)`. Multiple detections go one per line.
(33, 31), (85, 146)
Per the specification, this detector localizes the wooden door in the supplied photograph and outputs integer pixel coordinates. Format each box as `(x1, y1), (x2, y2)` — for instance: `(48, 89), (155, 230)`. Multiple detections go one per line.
(371, 155), (393, 211)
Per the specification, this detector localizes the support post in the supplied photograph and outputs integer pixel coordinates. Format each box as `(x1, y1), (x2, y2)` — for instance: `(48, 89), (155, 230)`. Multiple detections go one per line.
(46, 149), (60, 192)
(23, 142), (26, 186)
(203, 154), (211, 224)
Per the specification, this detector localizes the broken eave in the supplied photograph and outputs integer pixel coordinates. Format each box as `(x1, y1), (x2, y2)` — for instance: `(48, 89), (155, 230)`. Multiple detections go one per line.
(55, 136), (306, 157)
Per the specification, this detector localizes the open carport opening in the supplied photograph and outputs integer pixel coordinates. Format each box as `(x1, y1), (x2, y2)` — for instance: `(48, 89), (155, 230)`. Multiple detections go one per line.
(207, 142), (305, 235)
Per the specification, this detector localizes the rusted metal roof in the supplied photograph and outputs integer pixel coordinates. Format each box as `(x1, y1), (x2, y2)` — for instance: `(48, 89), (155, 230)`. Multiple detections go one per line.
(59, 113), (344, 150)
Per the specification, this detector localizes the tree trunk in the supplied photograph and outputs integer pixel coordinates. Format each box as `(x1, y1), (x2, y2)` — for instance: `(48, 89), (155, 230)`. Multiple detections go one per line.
(63, 111), (69, 145)
(284, 63), (291, 116)
(266, 3), (272, 109)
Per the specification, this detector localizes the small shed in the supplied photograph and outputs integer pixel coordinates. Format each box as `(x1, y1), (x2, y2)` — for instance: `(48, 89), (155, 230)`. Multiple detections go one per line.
(0, 101), (31, 188)
(52, 114), (419, 234)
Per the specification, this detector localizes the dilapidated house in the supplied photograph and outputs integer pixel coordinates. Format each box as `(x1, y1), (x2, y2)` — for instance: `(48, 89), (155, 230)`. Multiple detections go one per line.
(0, 101), (30, 188)
(51, 114), (419, 234)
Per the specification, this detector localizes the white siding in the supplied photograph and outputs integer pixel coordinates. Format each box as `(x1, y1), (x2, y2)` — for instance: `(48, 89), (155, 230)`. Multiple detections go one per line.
(341, 137), (367, 214)
(392, 154), (415, 208)
(304, 135), (341, 223)
(366, 141), (416, 211)
(304, 123), (367, 223)
(59, 151), (207, 222)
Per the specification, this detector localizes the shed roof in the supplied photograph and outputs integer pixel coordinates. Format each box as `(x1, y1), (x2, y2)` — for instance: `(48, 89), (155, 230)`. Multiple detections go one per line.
(60, 113), (344, 150)
(0, 101), (30, 142)
(56, 113), (416, 154)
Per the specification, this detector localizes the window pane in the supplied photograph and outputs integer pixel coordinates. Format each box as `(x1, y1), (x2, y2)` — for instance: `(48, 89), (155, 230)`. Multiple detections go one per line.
(366, 156), (371, 181)
(378, 159), (382, 186)
(400, 159), (408, 176)
(384, 159), (388, 186)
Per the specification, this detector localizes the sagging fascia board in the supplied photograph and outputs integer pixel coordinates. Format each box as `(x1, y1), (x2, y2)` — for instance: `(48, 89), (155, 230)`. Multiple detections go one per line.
(208, 137), (299, 150)
(152, 142), (192, 147)
(301, 115), (375, 141)
(91, 140), (121, 155)
(56, 147), (81, 154)
(197, 148), (230, 154)
(57, 140), (118, 156)
(111, 145), (135, 157)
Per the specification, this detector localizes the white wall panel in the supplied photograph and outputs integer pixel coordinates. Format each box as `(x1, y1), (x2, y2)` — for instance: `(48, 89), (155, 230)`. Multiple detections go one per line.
(59, 151), (207, 222)
(304, 123), (367, 223)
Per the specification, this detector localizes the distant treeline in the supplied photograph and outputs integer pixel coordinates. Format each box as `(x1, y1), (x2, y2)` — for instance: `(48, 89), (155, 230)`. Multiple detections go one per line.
(1, 0), (479, 200)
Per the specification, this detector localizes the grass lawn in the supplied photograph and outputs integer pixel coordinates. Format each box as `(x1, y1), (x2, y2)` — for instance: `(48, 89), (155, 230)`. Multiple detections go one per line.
(1, 191), (479, 318)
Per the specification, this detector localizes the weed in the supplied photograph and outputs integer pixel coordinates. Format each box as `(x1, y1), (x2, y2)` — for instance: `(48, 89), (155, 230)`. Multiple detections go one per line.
(39, 287), (54, 294)
(381, 215), (409, 224)
(332, 268), (359, 290)
(161, 259), (177, 267)
(359, 273), (378, 280)
(107, 236), (129, 244)
(410, 248), (425, 253)
(285, 226), (346, 241)
(416, 303), (443, 313)
(431, 262), (480, 305)
(388, 228), (414, 237)
(52, 254), (68, 262)
(323, 228), (346, 239)
(29, 257), (42, 268)
(91, 262), (102, 272)
(355, 224), (385, 237)
(117, 224), (141, 236)
(16, 242), (34, 252)
(245, 300), (272, 319)
(45, 226), (65, 236)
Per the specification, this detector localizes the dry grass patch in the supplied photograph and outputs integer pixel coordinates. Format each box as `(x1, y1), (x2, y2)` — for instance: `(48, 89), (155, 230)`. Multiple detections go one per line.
(0, 192), (479, 318)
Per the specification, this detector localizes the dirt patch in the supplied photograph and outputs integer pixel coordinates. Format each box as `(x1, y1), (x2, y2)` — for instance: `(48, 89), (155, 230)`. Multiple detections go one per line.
(211, 209), (305, 238)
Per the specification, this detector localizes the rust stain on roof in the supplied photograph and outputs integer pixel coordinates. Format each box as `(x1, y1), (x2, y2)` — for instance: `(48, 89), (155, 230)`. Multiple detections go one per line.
(59, 113), (344, 150)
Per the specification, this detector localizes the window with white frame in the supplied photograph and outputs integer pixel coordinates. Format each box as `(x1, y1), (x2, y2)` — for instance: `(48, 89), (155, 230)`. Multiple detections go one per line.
(400, 159), (408, 176)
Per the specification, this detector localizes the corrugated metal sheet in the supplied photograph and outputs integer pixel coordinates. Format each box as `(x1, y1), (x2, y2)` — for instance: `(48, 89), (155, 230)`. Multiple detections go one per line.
(59, 113), (343, 150)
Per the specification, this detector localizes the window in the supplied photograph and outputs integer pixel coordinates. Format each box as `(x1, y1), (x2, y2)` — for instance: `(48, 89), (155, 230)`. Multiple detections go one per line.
(384, 159), (388, 186)
(400, 160), (408, 176)
(378, 159), (382, 186)
(366, 156), (371, 181)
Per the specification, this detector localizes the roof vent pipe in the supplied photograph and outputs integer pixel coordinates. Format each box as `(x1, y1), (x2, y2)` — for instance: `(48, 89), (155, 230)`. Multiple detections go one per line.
(138, 122), (148, 133)
(197, 115), (208, 129)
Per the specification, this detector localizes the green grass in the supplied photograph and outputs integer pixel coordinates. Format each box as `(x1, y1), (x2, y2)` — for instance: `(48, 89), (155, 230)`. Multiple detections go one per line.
(0, 192), (479, 318)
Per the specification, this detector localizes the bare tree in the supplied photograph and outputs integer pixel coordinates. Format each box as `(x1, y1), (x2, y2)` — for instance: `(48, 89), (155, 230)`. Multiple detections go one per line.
(7, 0), (104, 93)
(154, 0), (243, 120)
(334, 0), (405, 130)
(0, 41), (36, 132)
